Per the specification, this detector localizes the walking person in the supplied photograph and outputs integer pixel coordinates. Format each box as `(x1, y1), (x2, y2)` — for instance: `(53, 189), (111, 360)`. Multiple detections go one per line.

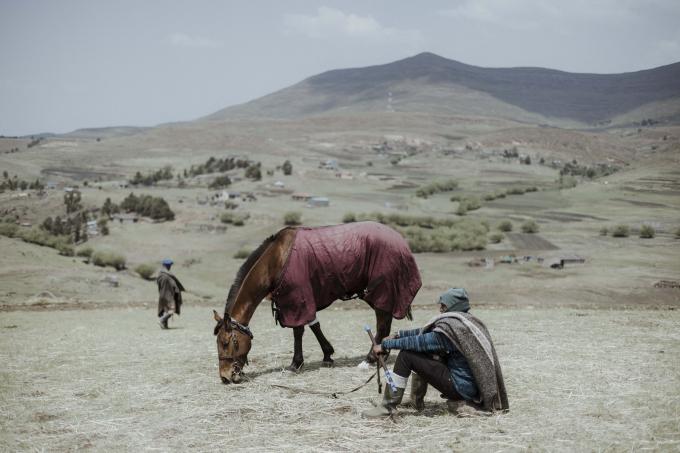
(157, 258), (185, 329)
(363, 288), (508, 417)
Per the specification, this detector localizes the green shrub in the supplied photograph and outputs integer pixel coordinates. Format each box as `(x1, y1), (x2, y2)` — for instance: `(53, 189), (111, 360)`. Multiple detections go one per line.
(284, 211), (302, 226)
(135, 263), (156, 280)
(343, 212), (356, 223)
(521, 220), (539, 234)
(498, 220), (513, 232)
(208, 175), (231, 189)
(92, 251), (127, 270)
(0, 222), (18, 238)
(224, 201), (238, 210)
(507, 187), (527, 195)
(489, 233), (504, 244)
(220, 212), (249, 226)
(233, 248), (251, 259)
(15, 228), (67, 249)
(599, 227), (608, 236)
(342, 213), (488, 252)
(121, 192), (174, 221)
(416, 179), (458, 198)
(463, 196), (481, 211)
(77, 247), (94, 258)
(401, 220), (488, 253)
(97, 218), (109, 236)
(109, 254), (126, 271)
(3, 225), (79, 256)
(639, 225), (655, 239)
(611, 224), (629, 238)
(56, 242), (75, 257)
(455, 197), (481, 215)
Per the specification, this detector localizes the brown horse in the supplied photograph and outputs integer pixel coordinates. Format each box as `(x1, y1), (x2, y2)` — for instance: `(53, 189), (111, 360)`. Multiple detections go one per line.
(213, 221), (422, 384)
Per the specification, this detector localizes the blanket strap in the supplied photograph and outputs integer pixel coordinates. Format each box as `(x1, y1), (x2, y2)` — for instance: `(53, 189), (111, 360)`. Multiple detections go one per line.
(271, 300), (281, 326)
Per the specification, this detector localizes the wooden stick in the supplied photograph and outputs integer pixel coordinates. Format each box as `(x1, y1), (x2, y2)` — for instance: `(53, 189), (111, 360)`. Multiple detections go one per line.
(364, 325), (398, 393)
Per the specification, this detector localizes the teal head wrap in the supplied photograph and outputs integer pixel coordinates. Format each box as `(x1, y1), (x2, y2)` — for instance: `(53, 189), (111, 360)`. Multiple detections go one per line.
(438, 288), (470, 312)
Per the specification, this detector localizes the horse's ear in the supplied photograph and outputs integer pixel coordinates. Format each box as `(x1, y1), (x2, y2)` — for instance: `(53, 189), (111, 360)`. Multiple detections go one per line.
(213, 310), (223, 323)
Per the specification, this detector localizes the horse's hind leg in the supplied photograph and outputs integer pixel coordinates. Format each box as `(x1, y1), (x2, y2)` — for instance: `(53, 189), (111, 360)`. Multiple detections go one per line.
(308, 317), (334, 367)
(287, 326), (305, 372)
(366, 309), (393, 364)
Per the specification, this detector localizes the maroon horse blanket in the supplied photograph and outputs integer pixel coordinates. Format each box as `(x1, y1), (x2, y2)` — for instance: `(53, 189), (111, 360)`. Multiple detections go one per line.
(271, 221), (422, 327)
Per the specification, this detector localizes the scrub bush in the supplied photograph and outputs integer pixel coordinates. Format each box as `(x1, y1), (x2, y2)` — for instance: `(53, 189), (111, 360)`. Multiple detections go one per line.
(521, 220), (539, 234)
(135, 263), (156, 280)
(284, 212), (302, 226)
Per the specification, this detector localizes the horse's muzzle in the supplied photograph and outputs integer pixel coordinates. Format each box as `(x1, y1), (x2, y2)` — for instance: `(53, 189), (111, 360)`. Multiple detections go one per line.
(220, 374), (242, 384)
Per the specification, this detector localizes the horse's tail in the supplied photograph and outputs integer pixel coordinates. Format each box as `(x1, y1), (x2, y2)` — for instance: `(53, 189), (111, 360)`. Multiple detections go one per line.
(406, 306), (413, 321)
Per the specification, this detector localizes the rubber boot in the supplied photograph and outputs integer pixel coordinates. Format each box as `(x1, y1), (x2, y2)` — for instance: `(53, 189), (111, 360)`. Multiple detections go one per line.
(362, 386), (405, 418)
(410, 373), (428, 411)
(159, 312), (171, 329)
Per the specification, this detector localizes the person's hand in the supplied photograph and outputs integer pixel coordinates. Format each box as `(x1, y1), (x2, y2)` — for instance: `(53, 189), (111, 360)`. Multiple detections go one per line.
(372, 344), (385, 356)
(383, 333), (397, 341)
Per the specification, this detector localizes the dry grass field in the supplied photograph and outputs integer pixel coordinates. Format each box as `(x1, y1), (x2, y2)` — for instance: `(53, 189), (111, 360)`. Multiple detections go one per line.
(1, 306), (679, 451)
(1, 112), (680, 451)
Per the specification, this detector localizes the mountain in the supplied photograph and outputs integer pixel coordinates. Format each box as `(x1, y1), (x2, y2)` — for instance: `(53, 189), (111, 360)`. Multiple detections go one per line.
(206, 52), (680, 126)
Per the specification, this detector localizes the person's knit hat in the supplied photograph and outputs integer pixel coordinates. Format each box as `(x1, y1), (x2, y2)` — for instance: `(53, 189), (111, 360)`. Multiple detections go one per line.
(161, 258), (174, 267)
(438, 288), (470, 312)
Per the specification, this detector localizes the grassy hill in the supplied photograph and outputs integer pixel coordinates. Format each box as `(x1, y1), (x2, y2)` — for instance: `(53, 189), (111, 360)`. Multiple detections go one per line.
(206, 52), (680, 127)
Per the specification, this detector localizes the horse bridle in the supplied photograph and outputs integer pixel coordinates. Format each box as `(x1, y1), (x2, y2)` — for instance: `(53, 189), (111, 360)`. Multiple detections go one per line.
(218, 317), (254, 376)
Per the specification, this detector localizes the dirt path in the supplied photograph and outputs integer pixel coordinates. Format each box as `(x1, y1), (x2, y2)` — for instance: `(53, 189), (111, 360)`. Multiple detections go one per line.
(1, 306), (678, 451)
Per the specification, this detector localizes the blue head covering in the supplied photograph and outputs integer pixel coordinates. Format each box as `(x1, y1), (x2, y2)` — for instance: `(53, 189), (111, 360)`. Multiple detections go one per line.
(438, 288), (470, 312)
(162, 258), (174, 268)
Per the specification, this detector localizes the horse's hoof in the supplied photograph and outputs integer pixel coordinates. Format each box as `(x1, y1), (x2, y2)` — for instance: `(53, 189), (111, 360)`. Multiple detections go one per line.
(286, 362), (304, 373)
(321, 360), (334, 368)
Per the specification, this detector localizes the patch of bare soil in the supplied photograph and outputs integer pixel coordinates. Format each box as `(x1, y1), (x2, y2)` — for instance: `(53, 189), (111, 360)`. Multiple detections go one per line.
(41, 166), (123, 181)
(506, 233), (559, 250)
(540, 211), (608, 222)
(610, 198), (669, 208)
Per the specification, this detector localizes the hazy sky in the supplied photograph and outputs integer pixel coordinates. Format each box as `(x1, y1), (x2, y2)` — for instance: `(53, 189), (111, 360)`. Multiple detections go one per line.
(1, 0), (679, 135)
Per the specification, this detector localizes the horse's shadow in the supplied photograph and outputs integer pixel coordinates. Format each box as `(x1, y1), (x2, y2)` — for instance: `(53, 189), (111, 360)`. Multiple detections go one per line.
(246, 354), (383, 379)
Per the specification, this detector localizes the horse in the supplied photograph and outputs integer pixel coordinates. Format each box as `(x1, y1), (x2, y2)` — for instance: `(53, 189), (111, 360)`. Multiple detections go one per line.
(213, 221), (422, 384)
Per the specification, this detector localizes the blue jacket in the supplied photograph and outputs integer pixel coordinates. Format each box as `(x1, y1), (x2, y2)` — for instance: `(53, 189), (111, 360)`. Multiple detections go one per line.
(382, 328), (479, 401)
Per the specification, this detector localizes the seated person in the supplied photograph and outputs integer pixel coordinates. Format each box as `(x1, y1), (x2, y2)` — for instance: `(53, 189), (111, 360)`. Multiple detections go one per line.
(363, 288), (509, 417)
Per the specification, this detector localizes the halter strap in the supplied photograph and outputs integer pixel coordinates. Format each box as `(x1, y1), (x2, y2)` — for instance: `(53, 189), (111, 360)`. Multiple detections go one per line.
(227, 317), (254, 339)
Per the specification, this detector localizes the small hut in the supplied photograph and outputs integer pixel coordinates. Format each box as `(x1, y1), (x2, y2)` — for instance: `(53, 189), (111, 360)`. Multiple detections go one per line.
(292, 192), (312, 201)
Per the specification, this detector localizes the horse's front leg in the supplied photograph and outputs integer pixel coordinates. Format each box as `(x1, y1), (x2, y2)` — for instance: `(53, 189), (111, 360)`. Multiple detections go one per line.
(365, 309), (393, 364)
(287, 326), (305, 372)
(308, 317), (335, 367)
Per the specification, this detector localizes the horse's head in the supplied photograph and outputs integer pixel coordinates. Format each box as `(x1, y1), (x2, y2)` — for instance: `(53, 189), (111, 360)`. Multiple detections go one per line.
(213, 310), (253, 384)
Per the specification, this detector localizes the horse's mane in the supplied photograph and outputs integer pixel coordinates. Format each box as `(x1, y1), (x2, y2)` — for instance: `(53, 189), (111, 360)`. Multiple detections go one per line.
(223, 232), (279, 317)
